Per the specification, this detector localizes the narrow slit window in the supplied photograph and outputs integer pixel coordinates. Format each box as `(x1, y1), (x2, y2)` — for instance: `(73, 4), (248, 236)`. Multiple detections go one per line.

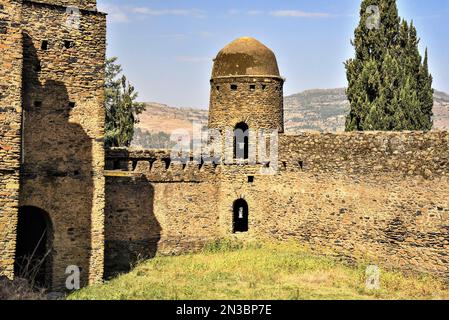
(233, 199), (249, 233)
(41, 40), (48, 50)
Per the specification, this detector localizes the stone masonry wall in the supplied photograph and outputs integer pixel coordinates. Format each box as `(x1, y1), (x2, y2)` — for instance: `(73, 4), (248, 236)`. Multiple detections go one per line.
(17, 1), (106, 289)
(219, 132), (449, 278)
(219, 131), (449, 277)
(279, 132), (449, 179)
(30, 0), (97, 11)
(106, 131), (449, 278)
(104, 149), (221, 277)
(209, 76), (284, 133)
(0, 0), (23, 280)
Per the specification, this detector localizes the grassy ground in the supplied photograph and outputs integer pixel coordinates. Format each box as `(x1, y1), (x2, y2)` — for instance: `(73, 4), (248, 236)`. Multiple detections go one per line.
(69, 241), (449, 300)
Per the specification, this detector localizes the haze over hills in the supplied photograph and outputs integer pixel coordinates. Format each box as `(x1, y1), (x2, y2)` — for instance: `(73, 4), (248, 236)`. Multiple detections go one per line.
(132, 88), (449, 148)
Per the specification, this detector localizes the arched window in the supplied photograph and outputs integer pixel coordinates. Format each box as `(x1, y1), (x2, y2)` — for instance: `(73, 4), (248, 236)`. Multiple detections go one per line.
(234, 122), (249, 160)
(14, 206), (53, 287)
(233, 199), (249, 233)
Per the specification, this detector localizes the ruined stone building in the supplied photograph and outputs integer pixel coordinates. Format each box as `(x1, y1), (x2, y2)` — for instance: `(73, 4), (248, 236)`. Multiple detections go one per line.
(1, 0), (449, 290)
(0, 0), (105, 288)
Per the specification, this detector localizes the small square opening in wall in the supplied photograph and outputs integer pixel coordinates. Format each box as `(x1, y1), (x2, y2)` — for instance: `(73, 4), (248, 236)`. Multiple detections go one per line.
(248, 176), (254, 183)
(64, 40), (75, 49)
(68, 102), (76, 109)
(250, 85), (256, 91)
(0, 21), (7, 34)
(34, 101), (42, 110)
(262, 84), (267, 90)
(231, 84), (238, 91)
(216, 86), (220, 91)
(41, 40), (48, 51)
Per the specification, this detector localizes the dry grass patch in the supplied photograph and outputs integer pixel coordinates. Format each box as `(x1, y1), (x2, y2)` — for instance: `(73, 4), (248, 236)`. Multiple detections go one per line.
(68, 241), (449, 300)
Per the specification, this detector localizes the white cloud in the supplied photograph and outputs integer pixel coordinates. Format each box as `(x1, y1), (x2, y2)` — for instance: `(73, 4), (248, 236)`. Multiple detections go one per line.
(130, 7), (205, 18)
(97, 3), (206, 23)
(270, 10), (332, 18)
(227, 9), (240, 15)
(98, 4), (129, 23)
(247, 10), (263, 16)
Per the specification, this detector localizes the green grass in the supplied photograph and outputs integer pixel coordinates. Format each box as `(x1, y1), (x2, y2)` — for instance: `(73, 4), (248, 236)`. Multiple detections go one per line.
(68, 241), (449, 300)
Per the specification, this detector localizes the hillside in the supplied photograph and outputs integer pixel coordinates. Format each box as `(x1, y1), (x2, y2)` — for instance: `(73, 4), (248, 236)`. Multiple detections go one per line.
(132, 89), (449, 148)
(68, 242), (449, 300)
(284, 88), (449, 133)
(284, 88), (348, 133)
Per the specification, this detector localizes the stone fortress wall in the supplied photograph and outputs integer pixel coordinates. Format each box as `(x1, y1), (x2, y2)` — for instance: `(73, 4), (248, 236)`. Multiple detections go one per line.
(0, 0), (24, 281)
(104, 131), (449, 278)
(1, 3), (449, 290)
(0, 0), (106, 290)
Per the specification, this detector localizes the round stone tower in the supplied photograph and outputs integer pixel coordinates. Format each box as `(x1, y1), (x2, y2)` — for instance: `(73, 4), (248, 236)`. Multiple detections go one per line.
(209, 37), (284, 133)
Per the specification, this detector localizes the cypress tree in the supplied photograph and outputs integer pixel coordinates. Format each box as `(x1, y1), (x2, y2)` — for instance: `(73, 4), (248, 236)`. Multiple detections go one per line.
(346, 0), (433, 131)
(418, 49), (434, 130)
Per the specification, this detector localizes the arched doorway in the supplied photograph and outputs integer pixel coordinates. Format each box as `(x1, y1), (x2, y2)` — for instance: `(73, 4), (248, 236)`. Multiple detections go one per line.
(233, 199), (249, 233)
(234, 122), (249, 160)
(14, 206), (53, 287)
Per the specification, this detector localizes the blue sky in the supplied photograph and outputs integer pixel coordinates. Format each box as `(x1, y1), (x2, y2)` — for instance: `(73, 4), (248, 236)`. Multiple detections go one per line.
(98, 0), (449, 108)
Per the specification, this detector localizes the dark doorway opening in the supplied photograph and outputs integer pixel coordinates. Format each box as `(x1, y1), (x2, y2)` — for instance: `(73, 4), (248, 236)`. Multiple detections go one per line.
(233, 199), (249, 233)
(234, 122), (249, 160)
(14, 206), (53, 288)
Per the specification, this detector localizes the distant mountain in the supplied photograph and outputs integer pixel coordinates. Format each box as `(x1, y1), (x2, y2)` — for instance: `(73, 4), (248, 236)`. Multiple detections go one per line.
(433, 90), (449, 131)
(284, 88), (449, 133)
(132, 89), (449, 147)
(284, 88), (349, 133)
(135, 102), (208, 136)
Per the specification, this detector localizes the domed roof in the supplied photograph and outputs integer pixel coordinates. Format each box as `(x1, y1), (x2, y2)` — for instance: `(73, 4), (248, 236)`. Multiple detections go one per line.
(211, 37), (280, 78)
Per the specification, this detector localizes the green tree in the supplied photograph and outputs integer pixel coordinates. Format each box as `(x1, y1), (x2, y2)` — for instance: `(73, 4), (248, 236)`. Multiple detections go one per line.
(346, 0), (433, 131)
(105, 57), (146, 147)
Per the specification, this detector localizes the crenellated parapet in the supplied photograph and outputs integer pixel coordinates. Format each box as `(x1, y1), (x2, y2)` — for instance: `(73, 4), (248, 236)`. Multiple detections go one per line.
(105, 149), (222, 183)
(106, 130), (449, 182)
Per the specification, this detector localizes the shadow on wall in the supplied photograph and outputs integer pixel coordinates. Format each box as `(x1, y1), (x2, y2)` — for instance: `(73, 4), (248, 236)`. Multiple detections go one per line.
(104, 174), (161, 279)
(18, 33), (94, 289)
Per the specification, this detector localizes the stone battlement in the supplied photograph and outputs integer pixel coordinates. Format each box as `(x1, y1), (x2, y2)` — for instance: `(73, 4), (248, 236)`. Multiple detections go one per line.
(2, 12), (449, 291)
(106, 131), (449, 180)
